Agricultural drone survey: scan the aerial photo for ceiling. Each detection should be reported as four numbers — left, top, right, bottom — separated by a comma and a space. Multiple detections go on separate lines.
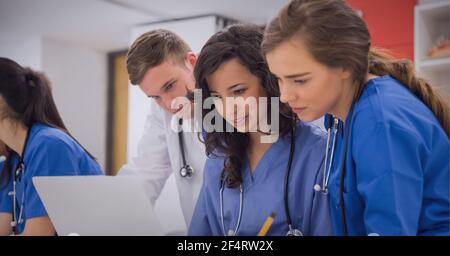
105, 0, 289, 24
0, 0, 289, 52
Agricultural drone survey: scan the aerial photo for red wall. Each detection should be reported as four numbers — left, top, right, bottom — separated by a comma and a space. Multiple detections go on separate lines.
346, 0, 417, 60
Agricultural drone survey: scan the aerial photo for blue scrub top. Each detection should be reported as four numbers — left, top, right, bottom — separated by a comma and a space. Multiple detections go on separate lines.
0, 123, 103, 234
188, 122, 333, 236
327, 75, 450, 236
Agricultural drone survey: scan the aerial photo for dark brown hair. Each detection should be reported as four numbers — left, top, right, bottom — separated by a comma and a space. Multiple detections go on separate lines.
195, 24, 296, 188
0, 57, 95, 187
127, 29, 192, 85
262, 0, 449, 137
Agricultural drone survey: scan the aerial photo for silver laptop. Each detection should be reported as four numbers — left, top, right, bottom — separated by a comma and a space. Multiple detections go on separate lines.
33, 175, 163, 236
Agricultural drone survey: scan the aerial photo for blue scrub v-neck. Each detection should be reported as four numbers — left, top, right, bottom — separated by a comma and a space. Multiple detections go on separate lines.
241, 137, 284, 191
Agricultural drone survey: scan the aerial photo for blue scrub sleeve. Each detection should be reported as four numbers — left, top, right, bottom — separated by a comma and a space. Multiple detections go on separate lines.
352, 122, 426, 235
25, 139, 80, 219
188, 168, 213, 236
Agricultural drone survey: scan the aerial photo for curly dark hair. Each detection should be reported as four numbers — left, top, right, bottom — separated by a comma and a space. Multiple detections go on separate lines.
194, 24, 296, 188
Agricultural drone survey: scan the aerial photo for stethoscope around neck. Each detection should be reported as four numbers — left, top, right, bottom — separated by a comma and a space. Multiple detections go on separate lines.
219, 127, 303, 236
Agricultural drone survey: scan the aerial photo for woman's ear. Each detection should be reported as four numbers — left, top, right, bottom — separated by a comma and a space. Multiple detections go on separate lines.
340, 67, 353, 80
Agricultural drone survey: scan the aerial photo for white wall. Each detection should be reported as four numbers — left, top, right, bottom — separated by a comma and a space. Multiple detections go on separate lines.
42, 38, 107, 168
0, 36, 107, 169
418, 0, 446, 4
0, 36, 43, 70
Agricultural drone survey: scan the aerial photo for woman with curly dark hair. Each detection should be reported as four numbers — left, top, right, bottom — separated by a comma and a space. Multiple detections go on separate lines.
188, 24, 332, 236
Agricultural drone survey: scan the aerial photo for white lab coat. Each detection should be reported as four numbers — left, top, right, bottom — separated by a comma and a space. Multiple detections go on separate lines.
118, 100, 206, 227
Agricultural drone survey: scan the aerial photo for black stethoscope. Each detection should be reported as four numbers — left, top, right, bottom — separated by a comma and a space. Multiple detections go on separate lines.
8, 128, 31, 233
337, 103, 356, 236
178, 118, 194, 178
219, 127, 303, 236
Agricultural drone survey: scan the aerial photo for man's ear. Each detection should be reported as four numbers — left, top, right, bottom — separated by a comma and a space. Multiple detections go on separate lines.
185, 51, 197, 69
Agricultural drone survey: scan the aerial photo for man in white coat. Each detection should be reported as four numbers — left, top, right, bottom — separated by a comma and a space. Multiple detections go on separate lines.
119, 29, 206, 231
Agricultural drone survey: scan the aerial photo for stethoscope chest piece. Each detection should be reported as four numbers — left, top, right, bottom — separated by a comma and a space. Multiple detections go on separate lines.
286, 228, 303, 236
180, 165, 194, 178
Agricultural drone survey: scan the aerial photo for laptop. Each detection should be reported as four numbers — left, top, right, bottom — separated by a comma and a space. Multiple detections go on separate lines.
33, 175, 163, 236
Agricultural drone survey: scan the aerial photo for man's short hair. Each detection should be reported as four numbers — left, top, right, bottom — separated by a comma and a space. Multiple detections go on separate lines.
127, 29, 191, 85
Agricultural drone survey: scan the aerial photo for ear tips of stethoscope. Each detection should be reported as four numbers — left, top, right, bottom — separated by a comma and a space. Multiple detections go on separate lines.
10, 221, 16, 227
0, 155, 6, 162
313, 184, 322, 192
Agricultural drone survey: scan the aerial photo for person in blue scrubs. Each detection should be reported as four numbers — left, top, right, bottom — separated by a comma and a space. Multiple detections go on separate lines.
0, 58, 103, 236
188, 24, 333, 236
263, 0, 449, 236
